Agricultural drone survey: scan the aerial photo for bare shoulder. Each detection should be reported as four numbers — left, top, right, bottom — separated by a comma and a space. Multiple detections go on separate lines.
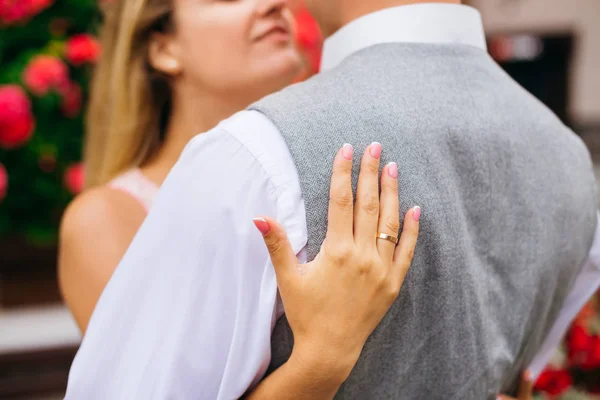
60, 186, 146, 243
58, 185, 148, 281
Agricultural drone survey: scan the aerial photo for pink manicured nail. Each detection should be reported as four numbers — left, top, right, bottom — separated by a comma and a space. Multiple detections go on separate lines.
412, 206, 421, 221
370, 142, 382, 159
342, 144, 353, 160
253, 217, 270, 235
387, 162, 398, 178
524, 370, 532, 382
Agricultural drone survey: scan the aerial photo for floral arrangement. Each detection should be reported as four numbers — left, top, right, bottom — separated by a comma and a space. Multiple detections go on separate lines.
0, 0, 97, 245
533, 296, 600, 399
0, 0, 321, 246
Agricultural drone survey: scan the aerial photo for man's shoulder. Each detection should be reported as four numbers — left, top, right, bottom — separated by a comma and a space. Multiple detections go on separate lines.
183, 110, 282, 163
183, 109, 301, 203
216, 110, 288, 161
187, 110, 305, 247
251, 68, 342, 112
221, 110, 281, 139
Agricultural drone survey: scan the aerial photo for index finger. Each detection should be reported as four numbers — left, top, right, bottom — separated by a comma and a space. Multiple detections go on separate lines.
326, 144, 354, 241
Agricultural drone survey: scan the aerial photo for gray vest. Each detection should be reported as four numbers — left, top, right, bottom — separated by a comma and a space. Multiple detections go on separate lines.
250, 43, 597, 399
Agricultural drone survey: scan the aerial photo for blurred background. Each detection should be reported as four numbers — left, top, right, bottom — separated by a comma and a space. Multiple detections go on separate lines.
0, 0, 599, 399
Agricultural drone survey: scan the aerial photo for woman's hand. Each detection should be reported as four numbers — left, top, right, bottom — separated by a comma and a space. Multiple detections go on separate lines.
498, 371, 534, 400
249, 143, 420, 399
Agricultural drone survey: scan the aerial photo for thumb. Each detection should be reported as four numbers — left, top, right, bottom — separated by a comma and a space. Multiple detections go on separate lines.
496, 370, 534, 400
253, 216, 298, 288
517, 370, 534, 400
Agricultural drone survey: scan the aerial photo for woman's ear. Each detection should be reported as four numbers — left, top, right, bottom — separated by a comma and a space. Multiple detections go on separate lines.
148, 32, 182, 76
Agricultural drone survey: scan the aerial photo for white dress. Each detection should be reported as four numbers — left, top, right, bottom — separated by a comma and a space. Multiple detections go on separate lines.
107, 168, 159, 212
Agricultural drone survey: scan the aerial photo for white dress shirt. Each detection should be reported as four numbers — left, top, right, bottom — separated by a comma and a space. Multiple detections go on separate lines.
66, 4, 600, 399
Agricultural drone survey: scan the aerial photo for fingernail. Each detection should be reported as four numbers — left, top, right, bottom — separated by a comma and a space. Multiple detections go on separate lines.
253, 217, 270, 235
524, 370, 532, 382
370, 142, 382, 159
412, 206, 421, 221
342, 143, 353, 160
387, 162, 398, 178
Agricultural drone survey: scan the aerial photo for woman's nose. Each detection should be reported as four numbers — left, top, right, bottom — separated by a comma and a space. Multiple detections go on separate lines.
256, 0, 289, 17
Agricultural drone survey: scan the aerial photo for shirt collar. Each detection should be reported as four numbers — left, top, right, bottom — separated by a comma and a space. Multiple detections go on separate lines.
320, 3, 487, 71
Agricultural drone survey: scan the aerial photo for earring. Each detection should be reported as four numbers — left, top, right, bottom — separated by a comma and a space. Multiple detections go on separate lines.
166, 60, 179, 73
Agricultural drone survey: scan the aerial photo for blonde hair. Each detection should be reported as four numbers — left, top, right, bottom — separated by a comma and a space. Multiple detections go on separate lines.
84, 0, 172, 188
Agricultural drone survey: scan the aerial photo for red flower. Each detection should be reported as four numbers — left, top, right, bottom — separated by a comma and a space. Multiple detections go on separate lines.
0, 0, 28, 24
64, 163, 85, 195
22, 55, 69, 96
27, 0, 53, 15
534, 368, 573, 396
0, 162, 7, 202
567, 324, 594, 366
0, 85, 35, 149
581, 336, 600, 369
0, 0, 53, 25
60, 82, 82, 118
65, 34, 101, 66
569, 324, 593, 352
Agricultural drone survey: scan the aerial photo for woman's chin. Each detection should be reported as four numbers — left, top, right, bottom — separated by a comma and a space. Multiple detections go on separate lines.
250, 59, 303, 94
264, 49, 303, 77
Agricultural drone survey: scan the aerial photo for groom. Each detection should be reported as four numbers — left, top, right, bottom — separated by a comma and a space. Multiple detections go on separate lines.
66, 0, 600, 399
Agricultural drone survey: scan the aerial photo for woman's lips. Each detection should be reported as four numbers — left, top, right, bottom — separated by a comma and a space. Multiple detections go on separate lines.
255, 24, 291, 42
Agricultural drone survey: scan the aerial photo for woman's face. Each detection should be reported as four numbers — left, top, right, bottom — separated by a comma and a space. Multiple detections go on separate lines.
166, 0, 302, 99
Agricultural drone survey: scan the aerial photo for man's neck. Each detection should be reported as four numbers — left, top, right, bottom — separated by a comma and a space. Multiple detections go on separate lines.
334, 0, 461, 37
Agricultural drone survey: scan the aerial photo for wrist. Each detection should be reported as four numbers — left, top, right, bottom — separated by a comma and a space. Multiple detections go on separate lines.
289, 339, 360, 387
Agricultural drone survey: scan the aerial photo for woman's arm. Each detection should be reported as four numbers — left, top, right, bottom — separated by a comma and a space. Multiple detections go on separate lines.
247, 144, 420, 399
245, 346, 350, 400
58, 187, 146, 332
